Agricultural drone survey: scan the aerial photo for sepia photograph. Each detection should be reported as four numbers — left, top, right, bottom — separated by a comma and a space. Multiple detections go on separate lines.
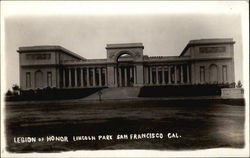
1, 1, 249, 157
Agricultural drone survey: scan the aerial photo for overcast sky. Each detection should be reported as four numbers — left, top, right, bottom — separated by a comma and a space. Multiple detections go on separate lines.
2, 2, 248, 92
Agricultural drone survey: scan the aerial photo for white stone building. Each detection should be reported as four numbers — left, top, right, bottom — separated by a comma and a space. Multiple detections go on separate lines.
18, 38, 235, 91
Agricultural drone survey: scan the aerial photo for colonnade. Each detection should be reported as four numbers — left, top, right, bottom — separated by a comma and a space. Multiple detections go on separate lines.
61, 67, 107, 88
116, 65, 136, 87
144, 64, 191, 85
60, 64, 191, 88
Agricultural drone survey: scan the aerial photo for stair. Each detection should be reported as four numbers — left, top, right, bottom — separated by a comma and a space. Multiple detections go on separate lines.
82, 87, 141, 100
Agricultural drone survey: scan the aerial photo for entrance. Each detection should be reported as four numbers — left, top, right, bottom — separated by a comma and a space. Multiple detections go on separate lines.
117, 65, 135, 87
116, 53, 135, 87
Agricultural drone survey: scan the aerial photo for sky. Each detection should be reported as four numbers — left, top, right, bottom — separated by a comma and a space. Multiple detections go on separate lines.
1, 1, 248, 92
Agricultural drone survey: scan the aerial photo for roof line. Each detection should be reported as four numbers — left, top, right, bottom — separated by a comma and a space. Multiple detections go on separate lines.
17, 45, 86, 61
179, 38, 235, 56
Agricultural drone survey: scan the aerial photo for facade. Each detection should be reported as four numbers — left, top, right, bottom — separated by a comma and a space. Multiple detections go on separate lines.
18, 38, 235, 91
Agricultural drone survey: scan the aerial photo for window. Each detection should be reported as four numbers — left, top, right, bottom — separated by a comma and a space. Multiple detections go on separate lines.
47, 72, 52, 87
200, 66, 205, 83
26, 72, 31, 88
222, 65, 227, 83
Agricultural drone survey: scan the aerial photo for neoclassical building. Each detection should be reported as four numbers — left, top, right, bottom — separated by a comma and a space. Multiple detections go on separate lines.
18, 38, 235, 91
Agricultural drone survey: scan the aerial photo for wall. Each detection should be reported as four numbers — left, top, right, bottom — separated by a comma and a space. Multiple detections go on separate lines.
18, 40, 236, 90
60, 52, 80, 62
189, 42, 234, 84
20, 66, 57, 90
192, 59, 234, 84
221, 88, 244, 98
20, 51, 57, 66
19, 49, 83, 90
106, 48, 144, 63
191, 44, 233, 59
105, 44, 144, 87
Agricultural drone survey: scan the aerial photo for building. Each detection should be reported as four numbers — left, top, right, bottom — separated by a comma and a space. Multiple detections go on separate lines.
17, 38, 235, 91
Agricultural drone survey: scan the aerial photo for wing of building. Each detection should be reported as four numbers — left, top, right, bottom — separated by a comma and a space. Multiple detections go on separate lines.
17, 38, 235, 91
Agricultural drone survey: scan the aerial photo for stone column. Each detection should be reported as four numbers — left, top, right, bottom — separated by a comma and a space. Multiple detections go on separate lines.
63, 68, 66, 87
174, 65, 177, 84
119, 67, 122, 87
168, 66, 171, 84
191, 63, 196, 84
134, 66, 137, 84
124, 67, 127, 87
75, 68, 77, 87
80, 68, 83, 87
162, 66, 165, 84
187, 65, 190, 83
93, 68, 96, 87
99, 68, 102, 86
150, 66, 153, 85
104, 68, 107, 86
129, 67, 133, 81
130, 67, 133, 85
145, 67, 148, 84
205, 66, 209, 84
136, 64, 144, 86
107, 65, 115, 87
181, 65, 184, 84
69, 68, 72, 87
156, 67, 159, 85
114, 66, 117, 86
218, 65, 222, 84
86, 68, 90, 87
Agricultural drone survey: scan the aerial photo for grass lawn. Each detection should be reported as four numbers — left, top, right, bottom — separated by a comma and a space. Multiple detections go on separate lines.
5, 99, 245, 152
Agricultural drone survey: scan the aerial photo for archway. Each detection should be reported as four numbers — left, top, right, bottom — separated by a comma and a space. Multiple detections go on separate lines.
116, 51, 135, 87
209, 64, 218, 84
35, 70, 43, 88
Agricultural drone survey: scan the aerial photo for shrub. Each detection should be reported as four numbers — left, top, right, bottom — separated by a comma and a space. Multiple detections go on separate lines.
138, 84, 229, 97
236, 81, 242, 88
6, 90, 13, 96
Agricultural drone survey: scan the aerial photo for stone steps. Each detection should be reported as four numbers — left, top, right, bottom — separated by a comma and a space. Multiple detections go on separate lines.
82, 87, 141, 100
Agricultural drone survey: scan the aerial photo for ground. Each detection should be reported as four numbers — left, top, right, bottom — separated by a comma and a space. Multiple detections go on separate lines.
4, 99, 245, 152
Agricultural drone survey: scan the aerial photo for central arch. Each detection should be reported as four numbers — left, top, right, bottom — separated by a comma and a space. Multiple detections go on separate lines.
116, 51, 135, 87
115, 50, 136, 62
